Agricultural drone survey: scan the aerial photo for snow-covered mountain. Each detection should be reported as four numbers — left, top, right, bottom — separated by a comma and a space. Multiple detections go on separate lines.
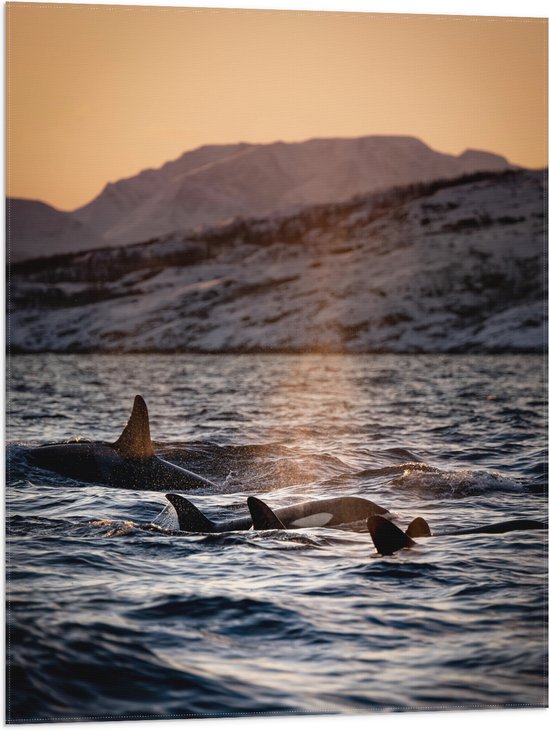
73, 136, 510, 246
10, 169, 546, 354
7, 136, 511, 261
6, 198, 105, 262
73, 143, 251, 244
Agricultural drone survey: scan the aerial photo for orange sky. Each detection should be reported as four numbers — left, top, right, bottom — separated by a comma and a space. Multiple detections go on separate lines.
5, 3, 548, 211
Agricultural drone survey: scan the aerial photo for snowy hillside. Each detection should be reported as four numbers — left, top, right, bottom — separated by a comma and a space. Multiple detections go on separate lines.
9, 169, 546, 354
6, 198, 105, 262
7, 136, 511, 262
73, 143, 251, 243
73, 136, 510, 247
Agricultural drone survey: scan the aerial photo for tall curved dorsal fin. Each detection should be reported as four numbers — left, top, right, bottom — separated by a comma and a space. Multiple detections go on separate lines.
114, 395, 154, 458
247, 496, 286, 530
165, 494, 217, 532
367, 515, 416, 555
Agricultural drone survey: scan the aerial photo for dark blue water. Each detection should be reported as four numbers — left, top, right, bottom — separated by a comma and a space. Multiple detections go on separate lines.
5, 354, 548, 723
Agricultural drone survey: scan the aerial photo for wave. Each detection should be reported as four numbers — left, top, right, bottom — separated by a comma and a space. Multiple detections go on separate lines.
7, 615, 299, 722
390, 463, 526, 497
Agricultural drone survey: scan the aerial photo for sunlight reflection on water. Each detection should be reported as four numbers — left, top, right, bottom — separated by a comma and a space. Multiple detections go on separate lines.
5, 353, 547, 721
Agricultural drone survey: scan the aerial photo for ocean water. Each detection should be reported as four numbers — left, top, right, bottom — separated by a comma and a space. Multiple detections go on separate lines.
5, 353, 548, 723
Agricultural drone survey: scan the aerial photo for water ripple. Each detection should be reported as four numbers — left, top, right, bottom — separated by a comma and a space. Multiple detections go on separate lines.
5, 353, 547, 721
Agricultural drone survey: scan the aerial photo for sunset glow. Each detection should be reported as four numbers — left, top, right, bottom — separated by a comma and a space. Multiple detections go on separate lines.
5, 3, 548, 211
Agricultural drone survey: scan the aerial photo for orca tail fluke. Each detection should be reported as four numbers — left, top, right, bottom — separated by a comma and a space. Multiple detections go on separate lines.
247, 496, 286, 530
114, 395, 154, 458
406, 517, 432, 538
165, 493, 217, 532
367, 515, 416, 555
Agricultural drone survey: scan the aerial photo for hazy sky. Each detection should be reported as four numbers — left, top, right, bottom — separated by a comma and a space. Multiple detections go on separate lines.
6, 3, 548, 210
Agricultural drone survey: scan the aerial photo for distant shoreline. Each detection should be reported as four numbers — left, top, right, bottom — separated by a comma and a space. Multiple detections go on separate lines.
7, 348, 546, 356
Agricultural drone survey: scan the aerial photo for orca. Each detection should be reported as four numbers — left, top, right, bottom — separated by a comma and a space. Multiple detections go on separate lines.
28, 395, 216, 491
164, 494, 252, 532
164, 493, 390, 532
247, 495, 391, 530
367, 515, 547, 556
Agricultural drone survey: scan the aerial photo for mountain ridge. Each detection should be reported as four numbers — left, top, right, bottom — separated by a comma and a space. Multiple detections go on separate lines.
10, 168, 546, 354
6, 198, 105, 262
7, 135, 511, 261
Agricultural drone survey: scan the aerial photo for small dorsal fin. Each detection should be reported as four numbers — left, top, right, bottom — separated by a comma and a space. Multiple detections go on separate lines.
367, 515, 416, 555
406, 517, 432, 538
114, 395, 154, 458
165, 494, 217, 532
247, 496, 286, 530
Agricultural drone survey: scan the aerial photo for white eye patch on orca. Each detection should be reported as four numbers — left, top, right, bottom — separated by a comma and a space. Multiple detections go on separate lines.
165, 494, 391, 533
289, 512, 333, 528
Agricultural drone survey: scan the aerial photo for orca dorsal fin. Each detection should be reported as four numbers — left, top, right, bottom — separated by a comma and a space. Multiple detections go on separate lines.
367, 515, 416, 555
165, 494, 217, 532
114, 395, 154, 458
247, 496, 286, 530
406, 517, 432, 538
